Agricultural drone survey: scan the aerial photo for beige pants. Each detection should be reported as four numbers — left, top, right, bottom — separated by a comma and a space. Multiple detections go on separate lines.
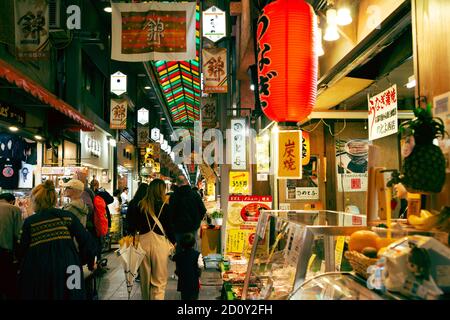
139, 230, 170, 300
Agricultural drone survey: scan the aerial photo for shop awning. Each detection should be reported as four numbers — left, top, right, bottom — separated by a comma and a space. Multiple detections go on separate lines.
0, 59, 95, 131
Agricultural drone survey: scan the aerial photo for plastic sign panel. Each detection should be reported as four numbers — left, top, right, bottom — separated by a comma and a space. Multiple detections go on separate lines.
137, 108, 149, 125
256, 133, 270, 174
202, 6, 226, 42
231, 118, 246, 170
151, 128, 160, 141
368, 84, 398, 141
229, 171, 250, 195
277, 130, 302, 179
111, 71, 127, 96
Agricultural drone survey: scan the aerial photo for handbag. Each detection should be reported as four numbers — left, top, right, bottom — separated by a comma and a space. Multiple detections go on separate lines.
144, 200, 175, 257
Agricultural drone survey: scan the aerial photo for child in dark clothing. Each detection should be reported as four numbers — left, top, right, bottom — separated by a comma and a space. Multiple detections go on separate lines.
173, 233, 204, 300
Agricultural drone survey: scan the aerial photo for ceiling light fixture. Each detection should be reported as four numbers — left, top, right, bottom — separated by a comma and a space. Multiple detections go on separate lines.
324, 8, 340, 41
104, 7, 112, 13
9, 126, 19, 132
34, 135, 43, 140
144, 86, 151, 89
337, 8, 352, 26
250, 84, 255, 91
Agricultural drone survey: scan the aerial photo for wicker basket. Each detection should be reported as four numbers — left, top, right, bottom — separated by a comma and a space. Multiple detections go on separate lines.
344, 251, 378, 279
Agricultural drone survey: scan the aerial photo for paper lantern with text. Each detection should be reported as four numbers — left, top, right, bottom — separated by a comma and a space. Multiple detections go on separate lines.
257, 0, 318, 123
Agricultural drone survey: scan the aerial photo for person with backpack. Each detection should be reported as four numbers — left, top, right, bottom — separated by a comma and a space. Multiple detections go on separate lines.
89, 179, 109, 261
62, 179, 89, 228
173, 233, 204, 300
169, 175, 207, 253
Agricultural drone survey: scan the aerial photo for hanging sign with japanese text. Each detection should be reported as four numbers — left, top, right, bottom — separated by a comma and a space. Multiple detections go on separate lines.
230, 118, 246, 170
302, 131, 311, 166
202, 6, 226, 42
256, 133, 270, 174
286, 156, 319, 200
226, 195, 272, 257
202, 48, 228, 93
14, 0, 50, 60
229, 171, 250, 195
201, 96, 217, 128
278, 130, 302, 179
137, 126, 149, 147
111, 2, 196, 62
111, 71, 127, 96
110, 99, 128, 129
137, 108, 149, 125
151, 128, 160, 141
368, 84, 398, 141
0, 103, 26, 125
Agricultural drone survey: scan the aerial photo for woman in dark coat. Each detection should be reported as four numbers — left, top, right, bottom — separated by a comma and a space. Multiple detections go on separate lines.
18, 180, 97, 300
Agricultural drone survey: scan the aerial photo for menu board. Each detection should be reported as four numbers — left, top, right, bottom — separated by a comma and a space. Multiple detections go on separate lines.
225, 195, 272, 257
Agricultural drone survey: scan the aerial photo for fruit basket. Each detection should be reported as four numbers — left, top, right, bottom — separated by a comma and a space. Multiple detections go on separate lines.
344, 251, 378, 279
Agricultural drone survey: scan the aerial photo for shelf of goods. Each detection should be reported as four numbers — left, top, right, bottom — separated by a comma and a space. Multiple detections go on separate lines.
239, 210, 450, 300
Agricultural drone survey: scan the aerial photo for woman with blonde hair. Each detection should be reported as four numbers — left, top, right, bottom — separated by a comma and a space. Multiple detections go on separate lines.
18, 180, 97, 300
130, 179, 175, 300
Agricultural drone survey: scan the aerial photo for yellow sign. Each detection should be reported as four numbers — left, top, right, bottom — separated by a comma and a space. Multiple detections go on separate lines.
229, 171, 250, 195
154, 162, 160, 173
302, 131, 311, 166
278, 130, 302, 179
207, 182, 215, 197
335, 236, 346, 271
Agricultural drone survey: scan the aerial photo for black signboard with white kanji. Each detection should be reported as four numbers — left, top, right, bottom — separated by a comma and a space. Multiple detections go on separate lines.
0, 102, 26, 125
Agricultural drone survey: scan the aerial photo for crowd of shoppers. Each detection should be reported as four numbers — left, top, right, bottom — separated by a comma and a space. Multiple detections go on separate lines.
0, 174, 207, 300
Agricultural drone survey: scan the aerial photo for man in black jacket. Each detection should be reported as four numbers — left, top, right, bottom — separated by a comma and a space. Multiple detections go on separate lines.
169, 175, 207, 252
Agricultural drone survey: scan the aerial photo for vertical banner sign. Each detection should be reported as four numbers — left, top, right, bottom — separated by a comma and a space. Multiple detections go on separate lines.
137, 126, 149, 147
302, 131, 311, 166
111, 71, 127, 96
278, 130, 302, 179
231, 118, 246, 170
110, 99, 128, 129
256, 133, 270, 174
111, 2, 196, 62
336, 139, 369, 192
202, 48, 228, 93
14, 0, 50, 60
229, 171, 250, 195
368, 84, 398, 141
201, 96, 217, 128
202, 6, 226, 42
226, 196, 272, 257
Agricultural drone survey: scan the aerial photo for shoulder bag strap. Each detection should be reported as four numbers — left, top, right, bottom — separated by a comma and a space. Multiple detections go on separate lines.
144, 200, 169, 238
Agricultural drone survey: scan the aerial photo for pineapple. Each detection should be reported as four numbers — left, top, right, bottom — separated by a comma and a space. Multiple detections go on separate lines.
400, 105, 448, 194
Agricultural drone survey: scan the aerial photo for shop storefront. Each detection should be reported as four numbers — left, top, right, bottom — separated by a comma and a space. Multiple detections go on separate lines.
117, 133, 137, 198
80, 127, 114, 194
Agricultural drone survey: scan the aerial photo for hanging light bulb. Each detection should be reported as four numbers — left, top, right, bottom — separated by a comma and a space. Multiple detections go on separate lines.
337, 8, 352, 26
324, 8, 340, 41
316, 27, 325, 56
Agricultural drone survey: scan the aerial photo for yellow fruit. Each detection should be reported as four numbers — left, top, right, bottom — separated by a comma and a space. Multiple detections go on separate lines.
376, 237, 396, 250
408, 214, 425, 226
377, 247, 388, 258
420, 210, 432, 219
349, 230, 379, 253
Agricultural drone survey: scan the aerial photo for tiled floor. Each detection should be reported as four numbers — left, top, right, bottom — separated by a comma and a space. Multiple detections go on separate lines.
95, 246, 223, 300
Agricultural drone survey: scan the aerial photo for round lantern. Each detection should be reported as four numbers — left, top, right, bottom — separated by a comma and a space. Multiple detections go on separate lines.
257, 0, 318, 123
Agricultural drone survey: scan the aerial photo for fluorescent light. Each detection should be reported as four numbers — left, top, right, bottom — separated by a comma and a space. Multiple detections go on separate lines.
104, 7, 112, 13
406, 75, 416, 89
34, 135, 43, 140
324, 25, 340, 41
250, 84, 255, 91
9, 126, 19, 132
337, 8, 352, 26
144, 86, 151, 89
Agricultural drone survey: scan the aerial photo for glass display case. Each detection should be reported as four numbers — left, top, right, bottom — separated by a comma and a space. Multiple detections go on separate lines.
288, 272, 387, 300
241, 210, 369, 300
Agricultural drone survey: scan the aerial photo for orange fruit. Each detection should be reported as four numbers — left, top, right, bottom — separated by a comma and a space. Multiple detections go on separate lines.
375, 237, 397, 250
348, 230, 379, 253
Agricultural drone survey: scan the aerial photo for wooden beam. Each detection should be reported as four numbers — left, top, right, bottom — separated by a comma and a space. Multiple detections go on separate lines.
230, 1, 242, 16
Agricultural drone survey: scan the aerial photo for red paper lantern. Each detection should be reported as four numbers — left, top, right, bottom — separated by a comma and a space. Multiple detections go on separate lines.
257, 0, 318, 123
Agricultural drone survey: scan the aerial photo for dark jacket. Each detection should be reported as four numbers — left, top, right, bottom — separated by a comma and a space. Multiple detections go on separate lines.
127, 200, 175, 244
169, 185, 206, 233
174, 248, 201, 294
